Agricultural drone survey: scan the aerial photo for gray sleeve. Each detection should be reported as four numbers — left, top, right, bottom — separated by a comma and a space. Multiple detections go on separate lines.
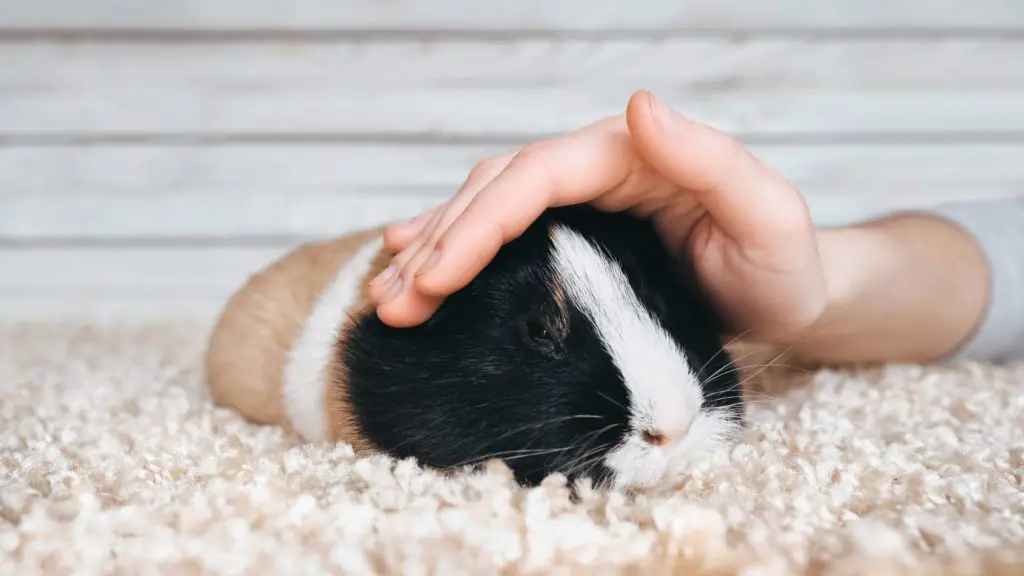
928, 196, 1024, 363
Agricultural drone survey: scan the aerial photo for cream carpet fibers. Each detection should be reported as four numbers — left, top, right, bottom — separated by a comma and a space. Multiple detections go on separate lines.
1, 321, 1022, 575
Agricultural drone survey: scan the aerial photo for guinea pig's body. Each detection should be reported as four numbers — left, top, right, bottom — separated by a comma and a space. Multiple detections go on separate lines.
206, 205, 745, 491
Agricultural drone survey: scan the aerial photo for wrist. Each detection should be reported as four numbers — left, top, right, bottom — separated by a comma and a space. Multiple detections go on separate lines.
739, 225, 884, 362
781, 213, 990, 366
803, 224, 893, 344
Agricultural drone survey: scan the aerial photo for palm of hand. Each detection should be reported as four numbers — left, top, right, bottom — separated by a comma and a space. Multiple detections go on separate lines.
604, 159, 827, 341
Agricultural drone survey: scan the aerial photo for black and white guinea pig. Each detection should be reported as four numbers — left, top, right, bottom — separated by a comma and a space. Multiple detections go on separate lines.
205, 204, 745, 491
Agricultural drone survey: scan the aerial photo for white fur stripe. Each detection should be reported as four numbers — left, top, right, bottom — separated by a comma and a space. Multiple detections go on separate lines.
549, 225, 713, 488
282, 235, 384, 442
548, 225, 704, 427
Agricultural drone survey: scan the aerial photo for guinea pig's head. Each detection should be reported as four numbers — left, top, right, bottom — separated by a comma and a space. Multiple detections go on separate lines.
343, 205, 744, 491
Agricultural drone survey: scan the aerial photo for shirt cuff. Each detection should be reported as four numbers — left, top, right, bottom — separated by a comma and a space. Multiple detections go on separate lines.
927, 196, 1024, 363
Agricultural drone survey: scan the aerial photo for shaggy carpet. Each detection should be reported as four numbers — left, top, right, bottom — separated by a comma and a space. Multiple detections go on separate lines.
1, 320, 1022, 575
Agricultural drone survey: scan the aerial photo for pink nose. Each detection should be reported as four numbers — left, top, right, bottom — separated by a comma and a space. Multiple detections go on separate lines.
642, 430, 669, 446
641, 419, 693, 447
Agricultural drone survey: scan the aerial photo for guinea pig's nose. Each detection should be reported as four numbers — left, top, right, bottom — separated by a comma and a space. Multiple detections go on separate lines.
642, 419, 694, 448
641, 430, 669, 446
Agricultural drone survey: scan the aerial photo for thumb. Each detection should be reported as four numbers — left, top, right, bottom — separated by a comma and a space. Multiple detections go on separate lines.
625, 89, 807, 242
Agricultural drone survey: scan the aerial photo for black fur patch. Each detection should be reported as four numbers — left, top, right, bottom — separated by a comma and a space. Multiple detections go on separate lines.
342, 205, 742, 488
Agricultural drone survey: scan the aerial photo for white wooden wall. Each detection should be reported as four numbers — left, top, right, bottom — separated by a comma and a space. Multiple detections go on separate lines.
2, 1, 1023, 320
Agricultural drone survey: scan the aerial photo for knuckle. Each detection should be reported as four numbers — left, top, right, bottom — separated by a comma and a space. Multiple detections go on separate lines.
701, 131, 752, 194
428, 213, 459, 247
393, 242, 422, 268
716, 132, 749, 170
427, 223, 448, 246
471, 155, 512, 179
510, 143, 560, 197
515, 140, 556, 161
777, 198, 814, 234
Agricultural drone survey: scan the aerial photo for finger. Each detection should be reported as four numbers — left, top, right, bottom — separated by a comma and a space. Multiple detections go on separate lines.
372, 156, 517, 327
401, 204, 447, 265
372, 170, 472, 298
375, 287, 444, 328
383, 208, 437, 253
372, 207, 439, 293
383, 154, 512, 255
367, 234, 428, 303
371, 233, 446, 326
414, 115, 636, 295
411, 155, 512, 270
387, 231, 436, 290
625, 90, 810, 244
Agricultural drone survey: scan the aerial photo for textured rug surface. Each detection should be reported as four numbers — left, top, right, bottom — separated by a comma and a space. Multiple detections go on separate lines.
1, 321, 1022, 575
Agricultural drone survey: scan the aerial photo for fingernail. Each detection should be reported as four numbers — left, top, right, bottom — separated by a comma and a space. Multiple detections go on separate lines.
382, 276, 403, 302
372, 265, 396, 286
646, 91, 681, 133
414, 249, 441, 277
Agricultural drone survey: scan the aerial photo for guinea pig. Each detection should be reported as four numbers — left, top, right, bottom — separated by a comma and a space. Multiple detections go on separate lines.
205, 204, 746, 491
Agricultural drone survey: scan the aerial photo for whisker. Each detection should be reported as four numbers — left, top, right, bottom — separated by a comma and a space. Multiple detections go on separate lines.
700, 379, 753, 401
703, 363, 813, 388
467, 413, 606, 448
701, 345, 802, 390
697, 327, 755, 377
700, 347, 809, 411
555, 423, 622, 475
561, 443, 612, 479
449, 417, 619, 470
594, 390, 627, 412
701, 391, 779, 408
479, 413, 606, 447
725, 346, 794, 397
564, 446, 614, 479
720, 387, 774, 401
449, 445, 581, 469
701, 380, 782, 401
700, 344, 768, 385
384, 412, 606, 457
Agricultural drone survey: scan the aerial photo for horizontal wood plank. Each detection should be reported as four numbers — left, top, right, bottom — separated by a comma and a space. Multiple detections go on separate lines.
7, 191, 1024, 321
6, 39, 1021, 88
2, 39, 1023, 137
2, 143, 1022, 240
1, 0, 1021, 31
0, 246, 287, 291
0, 245, 289, 320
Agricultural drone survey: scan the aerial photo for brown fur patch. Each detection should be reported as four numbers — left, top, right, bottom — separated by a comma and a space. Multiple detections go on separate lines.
204, 226, 385, 448
546, 274, 571, 340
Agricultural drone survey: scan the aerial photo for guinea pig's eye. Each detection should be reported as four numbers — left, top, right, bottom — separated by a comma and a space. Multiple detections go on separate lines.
521, 317, 560, 354
526, 318, 551, 343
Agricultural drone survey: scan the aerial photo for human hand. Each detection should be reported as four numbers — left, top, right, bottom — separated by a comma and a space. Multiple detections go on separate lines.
367, 89, 829, 343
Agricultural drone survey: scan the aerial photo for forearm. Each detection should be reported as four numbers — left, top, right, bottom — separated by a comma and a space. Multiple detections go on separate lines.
787, 212, 991, 365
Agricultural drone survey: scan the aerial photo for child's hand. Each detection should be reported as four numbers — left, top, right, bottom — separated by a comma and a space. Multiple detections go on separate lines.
368, 90, 829, 343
